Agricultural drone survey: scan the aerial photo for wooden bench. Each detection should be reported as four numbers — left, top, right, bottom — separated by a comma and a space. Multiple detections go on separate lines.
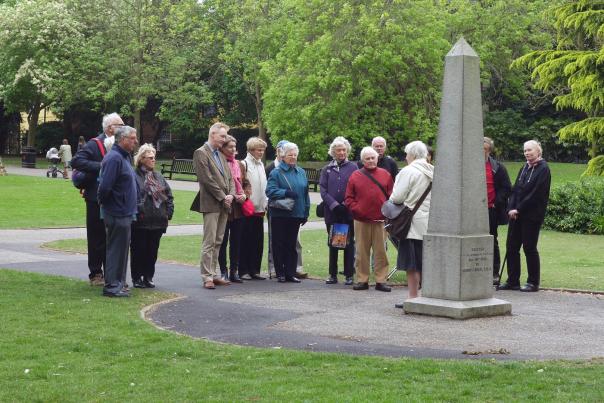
305, 167, 321, 192
160, 158, 195, 180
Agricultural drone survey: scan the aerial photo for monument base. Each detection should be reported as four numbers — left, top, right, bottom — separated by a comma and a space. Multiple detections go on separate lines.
403, 297, 511, 320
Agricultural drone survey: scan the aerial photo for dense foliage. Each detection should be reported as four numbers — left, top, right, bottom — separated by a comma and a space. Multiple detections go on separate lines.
0, 0, 599, 162
544, 177, 604, 234
513, 0, 604, 166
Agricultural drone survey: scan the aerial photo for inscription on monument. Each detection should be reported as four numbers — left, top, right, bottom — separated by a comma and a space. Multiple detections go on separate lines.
461, 247, 490, 273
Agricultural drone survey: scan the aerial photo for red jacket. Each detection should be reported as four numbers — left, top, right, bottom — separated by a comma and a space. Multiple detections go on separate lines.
345, 167, 393, 222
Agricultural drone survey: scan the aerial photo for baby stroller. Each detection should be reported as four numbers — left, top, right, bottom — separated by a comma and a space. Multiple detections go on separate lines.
46, 148, 64, 178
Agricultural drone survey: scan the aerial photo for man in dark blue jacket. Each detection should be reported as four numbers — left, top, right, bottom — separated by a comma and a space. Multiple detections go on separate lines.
98, 126, 138, 297
71, 113, 124, 286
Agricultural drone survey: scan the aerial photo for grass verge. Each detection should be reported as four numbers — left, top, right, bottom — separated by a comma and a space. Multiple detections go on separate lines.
0, 175, 318, 229
0, 269, 602, 402
44, 227, 604, 291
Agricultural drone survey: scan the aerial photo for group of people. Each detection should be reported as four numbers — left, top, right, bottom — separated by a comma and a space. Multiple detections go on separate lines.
72, 113, 174, 297
73, 113, 551, 299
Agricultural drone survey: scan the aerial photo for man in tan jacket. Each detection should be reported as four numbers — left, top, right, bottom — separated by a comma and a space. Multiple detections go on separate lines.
193, 122, 236, 289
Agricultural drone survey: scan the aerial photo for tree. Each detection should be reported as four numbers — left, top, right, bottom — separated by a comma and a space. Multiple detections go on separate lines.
0, 0, 83, 147
262, 0, 449, 159
198, 0, 288, 141
513, 0, 604, 161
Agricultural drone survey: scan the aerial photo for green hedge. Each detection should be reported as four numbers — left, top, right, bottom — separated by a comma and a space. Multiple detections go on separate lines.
544, 177, 604, 234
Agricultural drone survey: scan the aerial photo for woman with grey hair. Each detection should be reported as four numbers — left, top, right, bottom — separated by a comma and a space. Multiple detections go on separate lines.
130, 143, 174, 288
390, 140, 433, 305
320, 136, 358, 285
266, 142, 310, 283
498, 140, 551, 293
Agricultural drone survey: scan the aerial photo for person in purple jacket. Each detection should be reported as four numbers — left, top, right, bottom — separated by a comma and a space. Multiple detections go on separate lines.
320, 136, 358, 285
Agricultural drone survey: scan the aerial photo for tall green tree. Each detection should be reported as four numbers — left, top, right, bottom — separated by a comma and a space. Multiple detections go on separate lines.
513, 0, 604, 160
262, 0, 449, 159
199, 0, 287, 140
0, 0, 83, 147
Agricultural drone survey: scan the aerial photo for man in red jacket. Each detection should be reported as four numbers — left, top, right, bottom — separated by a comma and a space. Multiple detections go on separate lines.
345, 147, 394, 292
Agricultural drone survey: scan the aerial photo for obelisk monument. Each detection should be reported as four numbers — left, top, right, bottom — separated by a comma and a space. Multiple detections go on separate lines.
403, 38, 511, 319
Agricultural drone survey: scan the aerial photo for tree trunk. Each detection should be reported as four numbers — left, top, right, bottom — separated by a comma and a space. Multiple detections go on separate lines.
255, 80, 266, 141
134, 107, 142, 142
27, 103, 42, 148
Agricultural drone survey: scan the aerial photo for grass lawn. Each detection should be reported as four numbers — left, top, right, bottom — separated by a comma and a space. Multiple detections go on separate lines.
0, 175, 319, 229
45, 226, 604, 291
0, 175, 201, 228
1, 269, 602, 402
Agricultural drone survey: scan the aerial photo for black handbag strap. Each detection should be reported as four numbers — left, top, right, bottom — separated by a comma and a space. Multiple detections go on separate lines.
360, 168, 388, 198
410, 182, 432, 215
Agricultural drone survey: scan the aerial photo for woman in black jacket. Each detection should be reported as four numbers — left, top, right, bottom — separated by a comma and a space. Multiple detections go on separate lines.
130, 144, 174, 288
498, 140, 551, 292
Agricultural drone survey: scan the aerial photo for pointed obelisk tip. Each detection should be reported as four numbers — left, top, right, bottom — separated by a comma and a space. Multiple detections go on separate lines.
446, 36, 478, 58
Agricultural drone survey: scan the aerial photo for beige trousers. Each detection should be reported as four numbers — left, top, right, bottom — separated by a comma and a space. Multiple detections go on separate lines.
200, 211, 228, 282
354, 220, 389, 283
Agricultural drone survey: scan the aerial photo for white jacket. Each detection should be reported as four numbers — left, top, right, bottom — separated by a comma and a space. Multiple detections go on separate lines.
243, 153, 268, 212
389, 158, 433, 240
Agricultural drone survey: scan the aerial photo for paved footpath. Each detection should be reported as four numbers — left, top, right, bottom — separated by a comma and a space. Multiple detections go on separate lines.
1, 224, 603, 361
2, 169, 603, 360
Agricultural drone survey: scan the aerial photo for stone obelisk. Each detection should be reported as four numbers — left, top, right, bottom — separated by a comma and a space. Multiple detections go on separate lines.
403, 38, 511, 319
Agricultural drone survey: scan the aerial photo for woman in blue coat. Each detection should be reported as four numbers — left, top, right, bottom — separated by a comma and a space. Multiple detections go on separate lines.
320, 136, 358, 285
266, 142, 310, 283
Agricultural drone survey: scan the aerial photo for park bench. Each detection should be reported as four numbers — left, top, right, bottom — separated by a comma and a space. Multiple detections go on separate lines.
305, 167, 321, 192
160, 158, 196, 180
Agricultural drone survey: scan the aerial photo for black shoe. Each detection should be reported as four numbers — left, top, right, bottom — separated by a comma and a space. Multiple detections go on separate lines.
229, 271, 243, 283
496, 282, 520, 291
251, 274, 266, 280
277, 276, 286, 283
344, 277, 354, 286
133, 279, 146, 289
394, 303, 404, 309
286, 276, 302, 283
375, 283, 391, 292
143, 279, 155, 288
353, 282, 369, 290
103, 290, 130, 298
325, 277, 338, 284
520, 283, 539, 292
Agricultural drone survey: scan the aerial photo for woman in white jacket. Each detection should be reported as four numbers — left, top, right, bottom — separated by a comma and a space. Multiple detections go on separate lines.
389, 141, 433, 303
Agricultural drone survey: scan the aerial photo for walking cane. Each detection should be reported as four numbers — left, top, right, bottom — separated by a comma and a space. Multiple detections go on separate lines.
496, 218, 515, 287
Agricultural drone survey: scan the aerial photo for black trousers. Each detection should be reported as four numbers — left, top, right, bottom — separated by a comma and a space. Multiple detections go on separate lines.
130, 227, 163, 282
326, 222, 355, 277
218, 218, 244, 271
271, 217, 301, 278
86, 200, 106, 279
488, 208, 501, 276
239, 216, 264, 276
103, 213, 132, 294
506, 217, 542, 286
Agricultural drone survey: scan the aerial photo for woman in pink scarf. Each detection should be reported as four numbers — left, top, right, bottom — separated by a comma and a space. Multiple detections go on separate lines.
218, 135, 249, 282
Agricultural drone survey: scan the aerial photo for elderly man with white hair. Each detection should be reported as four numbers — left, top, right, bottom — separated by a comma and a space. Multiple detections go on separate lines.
72, 112, 124, 286
320, 136, 358, 285
192, 122, 236, 290
498, 140, 551, 293
359, 136, 399, 182
345, 146, 394, 292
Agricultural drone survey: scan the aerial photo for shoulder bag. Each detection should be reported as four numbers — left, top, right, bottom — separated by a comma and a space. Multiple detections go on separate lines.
382, 182, 432, 243
268, 171, 295, 211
